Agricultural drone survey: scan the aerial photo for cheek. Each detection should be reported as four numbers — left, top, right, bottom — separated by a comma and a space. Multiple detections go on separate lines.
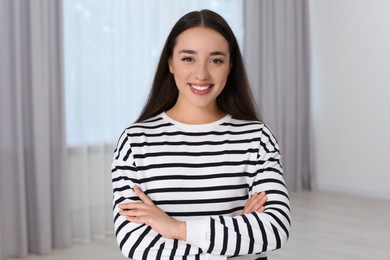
174, 67, 191, 79
172, 71, 189, 88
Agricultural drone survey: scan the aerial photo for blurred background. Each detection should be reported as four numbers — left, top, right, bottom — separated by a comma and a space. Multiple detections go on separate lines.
1, 0, 389, 259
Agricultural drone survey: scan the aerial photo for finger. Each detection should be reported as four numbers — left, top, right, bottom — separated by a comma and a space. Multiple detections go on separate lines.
133, 185, 154, 206
251, 195, 267, 213
118, 202, 145, 210
252, 192, 267, 208
242, 193, 259, 214
126, 216, 146, 224
259, 194, 267, 206
119, 202, 153, 217
118, 203, 129, 209
242, 192, 268, 214
249, 202, 266, 214
244, 194, 258, 211
258, 191, 266, 199
120, 208, 148, 217
241, 196, 253, 214
256, 206, 265, 213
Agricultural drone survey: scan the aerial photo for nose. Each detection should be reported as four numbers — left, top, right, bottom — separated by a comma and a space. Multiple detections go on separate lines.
194, 61, 210, 80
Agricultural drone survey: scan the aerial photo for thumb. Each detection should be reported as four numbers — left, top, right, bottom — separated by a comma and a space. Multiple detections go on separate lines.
133, 185, 154, 206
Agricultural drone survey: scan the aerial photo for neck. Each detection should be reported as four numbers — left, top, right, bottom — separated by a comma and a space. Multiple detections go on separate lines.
166, 104, 226, 125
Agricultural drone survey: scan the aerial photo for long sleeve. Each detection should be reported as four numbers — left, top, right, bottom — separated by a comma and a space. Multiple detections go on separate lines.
111, 115, 291, 259
111, 131, 203, 259
185, 125, 291, 257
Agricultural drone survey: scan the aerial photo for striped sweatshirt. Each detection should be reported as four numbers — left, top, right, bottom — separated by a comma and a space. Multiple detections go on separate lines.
111, 112, 291, 260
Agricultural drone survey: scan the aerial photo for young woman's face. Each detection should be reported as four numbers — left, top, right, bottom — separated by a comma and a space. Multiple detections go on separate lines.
168, 27, 231, 112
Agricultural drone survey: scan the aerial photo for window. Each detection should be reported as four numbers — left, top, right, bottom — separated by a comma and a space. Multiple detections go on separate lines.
63, 0, 244, 145
63, 0, 244, 242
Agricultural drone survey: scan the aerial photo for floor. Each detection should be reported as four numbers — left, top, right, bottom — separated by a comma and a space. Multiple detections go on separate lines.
7, 190, 390, 260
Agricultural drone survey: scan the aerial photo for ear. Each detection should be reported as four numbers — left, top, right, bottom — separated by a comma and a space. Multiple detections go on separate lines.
168, 58, 173, 74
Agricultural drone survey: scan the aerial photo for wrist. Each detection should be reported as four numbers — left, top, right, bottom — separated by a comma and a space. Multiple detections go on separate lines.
174, 220, 187, 241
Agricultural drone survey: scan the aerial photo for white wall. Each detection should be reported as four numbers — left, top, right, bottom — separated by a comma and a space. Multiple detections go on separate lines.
310, 0, 390, 198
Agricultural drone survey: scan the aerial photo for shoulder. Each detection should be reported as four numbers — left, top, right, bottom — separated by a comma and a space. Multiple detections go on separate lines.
114, 114, 168, 145
230, 117, 277, 138
226, 117, 266, 133
228, 117, 280, 149
124, 113, 170, 134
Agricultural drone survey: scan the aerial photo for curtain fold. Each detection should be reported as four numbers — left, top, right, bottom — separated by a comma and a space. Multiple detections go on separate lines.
0, 1, 246, 257
244, 0, 312, 190
0, 0, 71, 258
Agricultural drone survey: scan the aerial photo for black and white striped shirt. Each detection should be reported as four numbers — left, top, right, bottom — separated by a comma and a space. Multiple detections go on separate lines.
111, 112, 291, 260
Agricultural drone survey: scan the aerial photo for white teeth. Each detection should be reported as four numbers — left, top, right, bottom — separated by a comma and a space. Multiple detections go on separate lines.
191, 85, 210, 91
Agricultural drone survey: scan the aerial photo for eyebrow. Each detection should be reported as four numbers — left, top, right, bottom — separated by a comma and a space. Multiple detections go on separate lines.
178, 49, 227, 56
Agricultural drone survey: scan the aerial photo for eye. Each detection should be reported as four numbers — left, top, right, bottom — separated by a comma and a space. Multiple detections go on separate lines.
210, 58, 224, 64
181, 57, 194, 63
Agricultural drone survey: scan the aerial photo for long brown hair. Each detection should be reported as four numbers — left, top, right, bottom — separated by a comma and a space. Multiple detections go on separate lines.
136, 9, 260, 123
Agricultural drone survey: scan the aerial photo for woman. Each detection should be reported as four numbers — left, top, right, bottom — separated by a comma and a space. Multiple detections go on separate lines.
111, 9, 290, 259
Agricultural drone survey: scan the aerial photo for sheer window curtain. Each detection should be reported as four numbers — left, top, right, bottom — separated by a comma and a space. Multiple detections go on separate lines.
0, 0, 244, 258
0, 0, 71, 258
63, 0, 244, 243
244, 0, 312, 190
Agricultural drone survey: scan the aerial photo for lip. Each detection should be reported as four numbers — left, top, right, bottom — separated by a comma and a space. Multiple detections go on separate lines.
188, 83, 213, 95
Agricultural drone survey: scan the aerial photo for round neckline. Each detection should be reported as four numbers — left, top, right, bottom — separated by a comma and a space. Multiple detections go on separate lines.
161, 112, 231, 131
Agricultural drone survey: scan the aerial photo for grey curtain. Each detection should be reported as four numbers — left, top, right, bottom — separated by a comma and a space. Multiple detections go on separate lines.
0, 0, 71, 258
244, 0, 312, 190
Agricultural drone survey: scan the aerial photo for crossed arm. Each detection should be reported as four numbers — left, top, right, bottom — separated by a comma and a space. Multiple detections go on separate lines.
118, 185, 267, 241
112, 125, 290, 258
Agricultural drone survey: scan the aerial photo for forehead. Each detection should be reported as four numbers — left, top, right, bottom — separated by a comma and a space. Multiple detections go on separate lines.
173, 27, 229, 53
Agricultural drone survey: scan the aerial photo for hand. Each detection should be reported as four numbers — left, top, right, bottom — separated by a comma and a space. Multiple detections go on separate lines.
241, 191, 267, 215
118, 186, 187, 240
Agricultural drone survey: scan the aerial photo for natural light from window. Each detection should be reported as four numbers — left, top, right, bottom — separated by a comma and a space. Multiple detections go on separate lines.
63, 0, 244, 146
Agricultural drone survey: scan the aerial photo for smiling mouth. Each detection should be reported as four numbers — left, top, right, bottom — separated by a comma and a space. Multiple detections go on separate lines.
189, 84, 213, 95
191, 85, 211, 91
